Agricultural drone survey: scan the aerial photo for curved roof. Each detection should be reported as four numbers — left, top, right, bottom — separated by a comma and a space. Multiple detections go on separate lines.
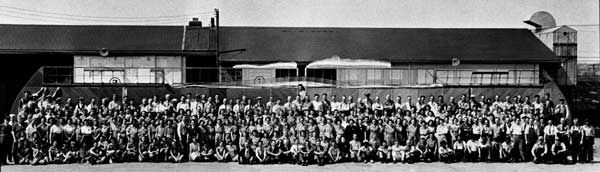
525, 11, 557, 29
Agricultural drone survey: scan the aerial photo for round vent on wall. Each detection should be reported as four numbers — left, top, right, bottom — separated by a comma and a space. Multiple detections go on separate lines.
99, 48, 110, 57
109, 77, 121, 84
451, 58, 460, 66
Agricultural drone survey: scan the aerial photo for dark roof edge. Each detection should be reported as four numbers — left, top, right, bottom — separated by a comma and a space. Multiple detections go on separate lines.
0, 49, 216, 56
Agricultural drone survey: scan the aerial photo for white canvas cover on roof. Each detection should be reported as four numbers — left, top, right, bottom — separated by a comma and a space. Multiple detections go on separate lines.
233, 62, 297, 69
306, 55, 391, 68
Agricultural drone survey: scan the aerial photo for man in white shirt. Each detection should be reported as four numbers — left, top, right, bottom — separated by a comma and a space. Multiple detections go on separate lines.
283, 96, 293, 113
427, 96, 439, 116
108, 94, 121, 111
312, 94, 323, 112
177, 98, 190, 112
508, 118, 526, 161
543, 120, 557, 148
394, 96, 403, 113
402, 96, 414, 112
330, 95, 341, 112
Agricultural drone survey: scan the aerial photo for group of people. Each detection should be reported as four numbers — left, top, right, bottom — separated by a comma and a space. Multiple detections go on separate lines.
0, 86, 595, 166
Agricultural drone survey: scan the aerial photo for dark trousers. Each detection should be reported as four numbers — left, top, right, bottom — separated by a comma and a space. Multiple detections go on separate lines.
533, 149, 548, 164
466, 151, 478, 162
454, 149, 464, 162
581, 136, 594, 162
551, 151, 567, 164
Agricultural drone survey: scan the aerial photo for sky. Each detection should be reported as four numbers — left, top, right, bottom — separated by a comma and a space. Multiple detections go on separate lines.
0, 0, 598, 62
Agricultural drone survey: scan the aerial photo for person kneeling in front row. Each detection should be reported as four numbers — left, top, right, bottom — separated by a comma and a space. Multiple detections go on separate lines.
439, 141, 455, 163
550, 137, 568, 164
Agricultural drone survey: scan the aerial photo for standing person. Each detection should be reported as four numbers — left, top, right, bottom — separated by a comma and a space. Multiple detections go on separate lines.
569, 118, 583, 164
0, 117, 14, 165
176, 117, 188, 160
543, 120, 557, 150
581, 119, 595, 163
508, 118, 526, 162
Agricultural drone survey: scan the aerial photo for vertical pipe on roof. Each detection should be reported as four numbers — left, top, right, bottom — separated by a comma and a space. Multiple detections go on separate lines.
181, 25, 187, 84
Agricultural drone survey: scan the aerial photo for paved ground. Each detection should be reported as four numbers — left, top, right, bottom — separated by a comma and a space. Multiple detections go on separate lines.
2, 139, 600, 172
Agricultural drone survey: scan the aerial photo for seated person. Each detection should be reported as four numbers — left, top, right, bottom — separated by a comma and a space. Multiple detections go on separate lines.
376, 141, 390, 163
358, 141, 376, 163
147, 138, 161, 162
159, 139, 171, 162
48, 141, 65, 164
31, 142, 48, 165
499, 138, 513, 162
438, 141, 454, 163
239, 141, 255, 164
406, 139, 419, 164
424, 135, 437, 162
189, 138, 201, 162
531, 136, 548, 164
200, 143, 215, 162
168, 141, 184, 163
123, 138, 138, 162
314, 143, 327, 166
63, 141, 80, 163
254, 141, 267, 164
298, 141, 313, 166
478, 137, 490, 162
550, 137, 567, 164
466, 137, 479, 162
15, 138, 32, 164
88, 142, 108, 165
328, 143, 342, 163
390, 141, 404, 163
453, 136, 466, 162
349, 134, 361, 162
266, 141, 282, 164
214, 141, 228, 162
138, 137, 151, 162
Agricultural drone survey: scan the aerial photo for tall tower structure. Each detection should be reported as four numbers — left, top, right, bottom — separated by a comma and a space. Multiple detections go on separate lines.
525, 11, 577, 86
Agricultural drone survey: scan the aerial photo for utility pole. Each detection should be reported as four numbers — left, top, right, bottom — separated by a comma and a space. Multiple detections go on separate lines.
215, 8, 221, 82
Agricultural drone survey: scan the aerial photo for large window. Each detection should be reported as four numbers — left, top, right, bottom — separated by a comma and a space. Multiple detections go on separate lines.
82, 70, 125, 83
275, 69, 297, 78
307, 69, 336, 81
471, 71, 509, 85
